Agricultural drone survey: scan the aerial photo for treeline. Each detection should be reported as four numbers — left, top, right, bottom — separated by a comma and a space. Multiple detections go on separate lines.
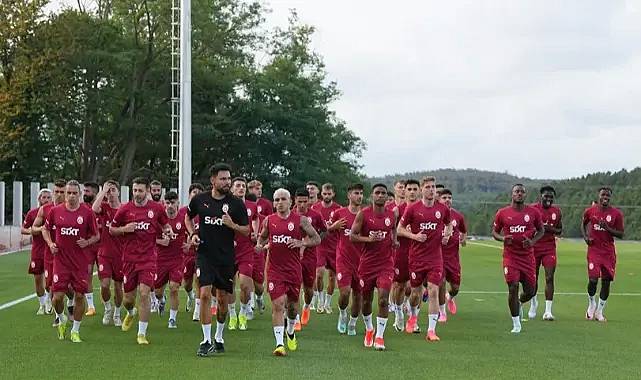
0, 1, 364, 199
371, 168, 640, 240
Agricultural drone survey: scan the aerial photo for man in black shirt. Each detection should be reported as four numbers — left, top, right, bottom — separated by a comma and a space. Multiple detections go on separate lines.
186, 163, 249, 357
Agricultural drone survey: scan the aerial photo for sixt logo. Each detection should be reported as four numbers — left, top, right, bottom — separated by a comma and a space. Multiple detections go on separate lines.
135, 222, 151, 230
593, 224, 606, 232
272, 235, 292, 244
509, 225, 526, 233
419, 222, 438, 231
203, 216, 224, 226
343, 229, 352, 236
368, 231, 388, 239
60, 227, 80, 236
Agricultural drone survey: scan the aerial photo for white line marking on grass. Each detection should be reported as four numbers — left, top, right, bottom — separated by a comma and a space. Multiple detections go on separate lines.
459, 291, 641, 296
0, 247, 30, 256
0, 271, 99, 311
468, 242, 502, 249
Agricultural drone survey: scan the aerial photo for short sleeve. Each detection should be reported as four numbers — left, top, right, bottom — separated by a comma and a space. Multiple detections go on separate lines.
187, 196, 199, 219
458, 214, 468, 234
399, 204, 412, 228
492, 210, 503, 233
112, 205, 127, 227
232, 199, 249, 226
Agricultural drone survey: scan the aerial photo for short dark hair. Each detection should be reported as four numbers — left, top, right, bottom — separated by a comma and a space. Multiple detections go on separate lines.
440, 188, 452, 196
150, 180, 162, 187
512, 183, 525, 190
66, 180, 81, 191
106, 179, 120, 188
540, 185, 556, 195
232, 177, 247, 185
83, 182, 99, 192
321, 183, 334, 191
347, 183, 364, 192
189, 183, 205, 193
295, 188, 310, 198
405, 179, 420, 187
435, 183, 445, 189
387, 191, 395, 197
393, 180, 406, 187
248, 180, 262, 189
54, 179, 67, 188
372, 183, 388, 191
164, 191, 178, 201
599, 186, 613, 194
132, 177, 149, 187
245, 193, 257, 202
306, 181, 320, 188
209, 163, 232, 177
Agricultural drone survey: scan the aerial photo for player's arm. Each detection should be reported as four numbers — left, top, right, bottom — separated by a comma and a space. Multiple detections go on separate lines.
20, 216, 32, 235
250, 215, 260, 243
156, 233, 170, 247
392, 208, 400, 247
441, 222, 454, 245
41, 215, 58, 254
109, 208, 136, 236
396, 211, 423, 242
31, 206, 46, 236
92, 182, 111, 214
580, 210, 592, 245
256, 218, 270, 251
298, 216, 321, 248
527, 223, 545, 247
350, 211, 374, 243
550, 212, 563, 235
492, 212, 511, 243
600, 214, 624, 239
223, 202, 249, 236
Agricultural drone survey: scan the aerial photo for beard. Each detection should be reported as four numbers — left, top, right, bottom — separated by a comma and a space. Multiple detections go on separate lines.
151, 194, 162, 202
83, 195, 95, 204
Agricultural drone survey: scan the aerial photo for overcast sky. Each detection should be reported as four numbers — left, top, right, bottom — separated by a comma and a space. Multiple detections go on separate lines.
51, 1, 641, 179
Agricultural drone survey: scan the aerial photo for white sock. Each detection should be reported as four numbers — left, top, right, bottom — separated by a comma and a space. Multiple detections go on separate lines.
428, 313, 438, 332
211, 297, 217, 307
126, 307, 135, 316
104, 301, 113, 312
56, 312, 66, 322
257, 294, 263, 302
512, 316, 521, 329
195, 298, 201, 309
324, 291, 331, 307
45, 290, 51, 302
411, 306, 420, 318
274, 326, 284, 346
114, 306, 121, 316
38, 295, 47, 306
169, 309, 178, 321
339, 307, 347, 319
363, 314, 373, 330
67, 298, 74, 307
249, 292, 256, 308
588, 295, 596, 305
545, 300, 553, 314
201, 323, 211, 343
286, 318, 296, 335
303, 303, 310, 310
71, 320, 81, 333
228, 304, 237, 318
138, 321, 148, 336
348, 316, 358, 328
375, 317, 387, 338
215, 321, 225, 343
239, 302, 249, 317
597, 298, 607, 313
85, 293, 95, 308
313, 291, 319, 304
395, 304, 404, 322
439, 304, 446, 316
319, 292, 325, 307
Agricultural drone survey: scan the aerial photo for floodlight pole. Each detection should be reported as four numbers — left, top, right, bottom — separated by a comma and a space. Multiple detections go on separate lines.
179, 0, 192, 205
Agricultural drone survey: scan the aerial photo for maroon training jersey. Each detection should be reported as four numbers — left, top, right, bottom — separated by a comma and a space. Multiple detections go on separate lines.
112, 200, 169, 263
180, 206, 198, 258
45, 204, 98, 270
583, 205, 624, 256
442, 208, 467, 254
157, 208, 187, 263
531, 203, 561, 254
294, 208, 324, 258
266, 212, 304, 281
331, 206, 362, 269
24, 207, 47, 260
96, 202, 122, 259
493, 205, 543, 257
399, 200, 451, 267
358, 206, 395, 277
235, 199, 259, 256
311, 201, 341, 255
256, 198, 273, 217
41, 203, 56, 263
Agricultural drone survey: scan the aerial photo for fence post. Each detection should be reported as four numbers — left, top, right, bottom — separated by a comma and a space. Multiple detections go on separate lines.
13, 181, 23, 226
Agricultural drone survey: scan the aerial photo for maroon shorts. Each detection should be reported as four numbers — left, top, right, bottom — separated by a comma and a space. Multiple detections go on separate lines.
359, 269, 393, 294
123, 260, 156, 293
393, 247, 409, 283
51, 258, 88, 294
84, 247, 99, 267
267, 272, 301, 303
587, 252, 616, 281
252, 251, 266, 284
503, 254, 536, 286
535, 249, 557, 270
336, 257, 360, 292
98, 254, 124, 282
28, 256, 45, 275
44, 259, 54, 289
155, 259, 183, 288
316, 248, 337, 272
235, 250, 254, 278
301, 252, 316, 289
183, 255, 196, 281
443, 253, 461, 286
410, 263, 443, 288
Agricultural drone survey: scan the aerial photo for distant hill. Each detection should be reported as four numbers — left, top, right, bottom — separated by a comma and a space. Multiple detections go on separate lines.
368, 167, 640, 240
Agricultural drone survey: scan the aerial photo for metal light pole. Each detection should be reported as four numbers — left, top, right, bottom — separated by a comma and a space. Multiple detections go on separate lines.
178, 0, 192, 205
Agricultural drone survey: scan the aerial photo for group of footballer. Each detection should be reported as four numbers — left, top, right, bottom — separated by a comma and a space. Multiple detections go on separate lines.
20, 163, 625, 356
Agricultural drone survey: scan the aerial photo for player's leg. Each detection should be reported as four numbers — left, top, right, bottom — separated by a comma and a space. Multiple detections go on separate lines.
426, 279, 440, 341
507, 281, 521, 333
33, 272, 46, 315
70, 289, 86, 342
137, 283, 152, 343
542, 263, 556, 320
374, 285, 390, 350
284, 284, 300, 351
324, 268, 336, 313
586, 255, 599, 320
315, 264, 326, 313
237, 273, 254, 330
271, 293, 287, 355
85, 260, 97, 316
227, 276, 238, 330
100, 276, 114, 325
438, 279, 448, 322
595, 262, 614, 322
113, 280, 123, 326
360, 282, 375, 347
213, 268, 233, 352
197, 283, 214, 357
168, 280, 180, 328
337, 285, 350, 334
348, 283, 362, 336
529, 257, 542, 319
300, 257, 315, 326
391, 281, 405, 331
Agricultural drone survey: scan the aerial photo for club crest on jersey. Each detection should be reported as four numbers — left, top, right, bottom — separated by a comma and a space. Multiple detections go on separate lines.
394, 268, 399, 275
337, 272, 342, 281
31, 261, 36, 268
435, 211, 441, 219
123, 275, 127, 284
504, 267, 508, 275
606, 215, 612, 222
44, 270, 49, 278
196, 268, 201, 277
359, 279, 365, 288
524, 214, 530, 222
589, 262, 594, 270
222, 204, 229, 213
257, 206, 262, 213
148, 210, 154, 219
247, 208, 252, 217
99, 264, 104, 272
76, 216, 84, 224
551, 213, 557, 221
384, 217, 391, 226
176, 222, 182, 230
288, 222, 294, 231
411, 272, 416, 279
53, 274, 59, 283
268, 282, 274, 291
452, 220, 458, 227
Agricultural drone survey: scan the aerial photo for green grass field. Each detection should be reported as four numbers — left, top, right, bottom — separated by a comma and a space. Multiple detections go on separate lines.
1, 241, 639, 379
